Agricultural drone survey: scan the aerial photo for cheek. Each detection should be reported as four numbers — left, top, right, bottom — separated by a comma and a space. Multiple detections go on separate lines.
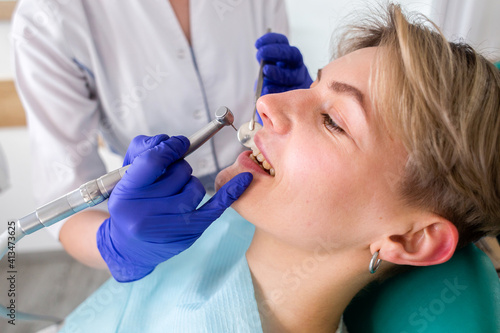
282, 145, 373, 236
277, 148, 349, 222
283, 143, 354, 200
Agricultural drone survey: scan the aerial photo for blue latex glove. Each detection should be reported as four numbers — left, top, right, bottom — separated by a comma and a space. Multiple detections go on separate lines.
256, 32, 313, 95
97, 135, 253, 282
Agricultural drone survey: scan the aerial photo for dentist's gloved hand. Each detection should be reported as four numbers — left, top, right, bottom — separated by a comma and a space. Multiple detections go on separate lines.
256, 32, 313, 95
97, 135, 253, 283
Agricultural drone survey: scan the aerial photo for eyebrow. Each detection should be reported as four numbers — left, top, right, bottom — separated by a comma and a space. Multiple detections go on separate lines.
317, 68, 366, 114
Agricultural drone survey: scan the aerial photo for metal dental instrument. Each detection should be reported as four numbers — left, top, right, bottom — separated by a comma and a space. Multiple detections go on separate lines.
236, 61, 264, 148
237, 29, 271, 148
15, 106, 235, 236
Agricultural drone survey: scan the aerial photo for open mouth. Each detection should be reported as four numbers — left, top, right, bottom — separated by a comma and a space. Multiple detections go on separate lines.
249, 148, 275, 176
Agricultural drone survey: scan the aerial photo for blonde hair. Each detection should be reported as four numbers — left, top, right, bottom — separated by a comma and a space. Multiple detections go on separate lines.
335, 4, 500, 249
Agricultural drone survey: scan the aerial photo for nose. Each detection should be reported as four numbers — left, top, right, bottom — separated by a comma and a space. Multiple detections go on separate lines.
257, 89, 312, 135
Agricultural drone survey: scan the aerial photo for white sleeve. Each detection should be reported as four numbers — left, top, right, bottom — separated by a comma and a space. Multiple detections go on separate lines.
11, 0, 108, 239
265, 0, 290, 37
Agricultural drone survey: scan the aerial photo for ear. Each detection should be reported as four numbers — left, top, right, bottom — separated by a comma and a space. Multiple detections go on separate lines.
373, 214, 459, 266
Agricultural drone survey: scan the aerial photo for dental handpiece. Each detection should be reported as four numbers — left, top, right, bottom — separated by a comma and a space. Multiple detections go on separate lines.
16, 106, 235, 236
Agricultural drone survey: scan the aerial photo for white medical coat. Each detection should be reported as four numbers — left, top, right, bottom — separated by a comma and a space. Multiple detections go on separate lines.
11, 0, 288, 238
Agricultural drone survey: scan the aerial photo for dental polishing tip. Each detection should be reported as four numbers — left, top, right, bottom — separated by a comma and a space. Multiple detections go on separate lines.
231, 124, 237, 131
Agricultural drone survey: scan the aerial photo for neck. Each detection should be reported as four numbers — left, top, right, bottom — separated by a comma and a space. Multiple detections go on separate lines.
169, 0, 191, 44
246, 228, 373, 333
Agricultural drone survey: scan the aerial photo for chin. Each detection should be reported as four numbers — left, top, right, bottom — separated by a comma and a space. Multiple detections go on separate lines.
214, 172, 226, 192
214, 163, 255, 218
214, 164, 238, 192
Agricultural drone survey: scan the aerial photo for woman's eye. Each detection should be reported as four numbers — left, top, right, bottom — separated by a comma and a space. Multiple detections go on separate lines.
322, 114, 344, 133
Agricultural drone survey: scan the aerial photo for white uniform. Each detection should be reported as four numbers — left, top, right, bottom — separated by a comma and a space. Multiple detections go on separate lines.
11, 0, 288, 238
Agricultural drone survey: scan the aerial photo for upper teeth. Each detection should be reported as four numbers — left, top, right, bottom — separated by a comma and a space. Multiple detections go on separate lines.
251, 148, 275, 176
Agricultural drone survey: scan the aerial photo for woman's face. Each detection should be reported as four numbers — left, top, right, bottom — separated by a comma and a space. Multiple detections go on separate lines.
216, 47, 409, 252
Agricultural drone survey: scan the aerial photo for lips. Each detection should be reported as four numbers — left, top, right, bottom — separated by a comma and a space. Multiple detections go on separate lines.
242, 127, 275, 177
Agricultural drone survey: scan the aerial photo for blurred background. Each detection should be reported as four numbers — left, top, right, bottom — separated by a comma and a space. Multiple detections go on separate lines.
0, 0, 499, 332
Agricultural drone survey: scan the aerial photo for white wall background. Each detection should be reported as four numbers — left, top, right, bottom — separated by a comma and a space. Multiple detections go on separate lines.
285, 0, 433, 80
1, 0, 498, 252
431, 0, 500, 61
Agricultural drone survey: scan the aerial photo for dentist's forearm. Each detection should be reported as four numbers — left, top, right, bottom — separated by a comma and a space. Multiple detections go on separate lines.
59, 210, 109, 270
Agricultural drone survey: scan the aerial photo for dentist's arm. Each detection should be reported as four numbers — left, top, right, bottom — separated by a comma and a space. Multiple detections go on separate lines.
60, 211, 109, 269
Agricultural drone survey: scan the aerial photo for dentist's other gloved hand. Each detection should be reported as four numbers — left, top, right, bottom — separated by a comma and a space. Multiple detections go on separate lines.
256, 32, 313, 96
97, 135, 253, 283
